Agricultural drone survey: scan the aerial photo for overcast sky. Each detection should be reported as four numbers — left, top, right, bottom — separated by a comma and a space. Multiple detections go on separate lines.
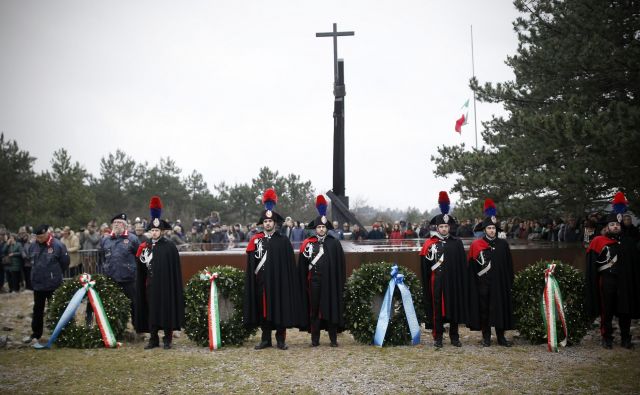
0, 0, 520, 212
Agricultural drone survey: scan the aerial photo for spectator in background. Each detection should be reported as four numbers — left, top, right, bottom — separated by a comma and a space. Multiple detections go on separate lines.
53, 227, 62, 240
81, 221, 100, 250
61, 226, 81, 276
389, 222, 403, 242
418, 221, 430, 238
582, 219, 597, 248
290, 221, 306, 250
209, 224, 228, 250
3, 233, 23, 292
367, 222, 385, 240
186, 226, 202, 244
0, 229, 6, 291
560, 217, 582, 242
403, 222, 417, 239
232, 223, 245, 243
134, 223, 149, 244
351, 224, 368, 241
622, 214, 639, 241
18, 226, 33, 290
456, 219, 474, 238
328, 220, 344, 240
169, 226, 186, 246
516, 221, 529, 240
280, 217, 293, 239
342, 223, 351, 240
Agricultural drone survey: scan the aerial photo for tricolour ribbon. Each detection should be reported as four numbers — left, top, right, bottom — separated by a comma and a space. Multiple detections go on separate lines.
34, 273, 121, 349
541, 263, 568, 352
200, 270, 222, 351
373, 265, 421, 347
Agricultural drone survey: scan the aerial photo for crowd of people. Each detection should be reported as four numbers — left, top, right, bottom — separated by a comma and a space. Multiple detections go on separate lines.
0, 189, 638, 351
2, 209, 639, 294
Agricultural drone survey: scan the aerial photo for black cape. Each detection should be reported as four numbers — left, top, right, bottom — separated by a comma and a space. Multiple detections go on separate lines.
585, 234, 640, 320
466, 237, 515, 330
298, 235, 346, 331
135, 237, 185, 332
420, 235, 470, 325
243, 232, 304, 329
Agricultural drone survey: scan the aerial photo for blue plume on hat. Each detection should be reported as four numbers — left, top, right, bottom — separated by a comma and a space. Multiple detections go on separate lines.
438, 191, 450, 214
149, 196, 162, 219
262, 188, 277, 211
612, 191, 628, 214
316, 195, 328, 216
483, 198, 497, 217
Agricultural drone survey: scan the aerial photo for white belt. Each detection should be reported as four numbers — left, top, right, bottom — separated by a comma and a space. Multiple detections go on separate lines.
598, 255, 617, 272
477, 262, 492, 277
254, 251, 268, 275
431, 254, 444, 271
309, 246, 324, 270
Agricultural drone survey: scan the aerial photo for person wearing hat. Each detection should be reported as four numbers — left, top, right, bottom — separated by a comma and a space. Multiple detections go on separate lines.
585, 191, 640, 349
99, 212, 140, 328
419, 191, 469, 348
298, 195, 346, 347
243, 188, 303, 350
467, 199, 514, 347
23, 225, 69, 344
135, 196, 184, 350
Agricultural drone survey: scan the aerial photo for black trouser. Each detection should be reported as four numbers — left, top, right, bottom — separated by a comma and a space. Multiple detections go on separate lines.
260, 321, 286, 344
430, 270, 459, 341
150, 325, 173, 345
310, 281, 337, 344
6, 270, 21, 292
599, 273, 631, 340
32, 290, 55, 339
478, 278, 506, 341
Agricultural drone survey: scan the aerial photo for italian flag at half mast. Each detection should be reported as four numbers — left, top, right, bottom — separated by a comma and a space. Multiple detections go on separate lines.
455, 99, 470, 134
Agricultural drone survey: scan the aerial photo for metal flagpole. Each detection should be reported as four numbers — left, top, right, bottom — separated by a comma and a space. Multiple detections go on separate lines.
471, 25, 478, 150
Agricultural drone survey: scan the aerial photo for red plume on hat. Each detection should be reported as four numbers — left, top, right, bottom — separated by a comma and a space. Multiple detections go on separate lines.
316, 195, 328, 216
149, 196, 162, 219
612, 191, 628, 214
262, 188, 277, 211
438, 191, 450, 214
483, 198, 496, 217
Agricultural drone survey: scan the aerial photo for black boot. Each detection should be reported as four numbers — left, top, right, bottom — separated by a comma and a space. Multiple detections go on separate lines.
496, 330, 512, 347
602, 337, 613, 349
275, 328, 288, 350
621, 336, 634, 349
328, 326, 338, 347
145, 332, 160, 350
482, 337, 491, 347
434, 338, 443, 348
311, 327, 320, 347
163, 331, 172, 350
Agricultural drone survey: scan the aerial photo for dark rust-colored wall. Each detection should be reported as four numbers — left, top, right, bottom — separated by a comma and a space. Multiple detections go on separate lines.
179, 245, 585, 286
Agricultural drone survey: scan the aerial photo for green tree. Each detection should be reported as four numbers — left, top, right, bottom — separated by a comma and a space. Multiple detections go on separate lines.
0, 133, 37, 229
432, 0, 640, 216
41, 149, 95, 228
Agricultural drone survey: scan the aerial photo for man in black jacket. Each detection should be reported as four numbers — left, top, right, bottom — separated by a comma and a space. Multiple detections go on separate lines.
467, 199, 515, 347
243, 188, 303, 350
419, 192, 469, 348
135, 196, 184, 350
24, 225, 69, 344
298, 195, 346, 347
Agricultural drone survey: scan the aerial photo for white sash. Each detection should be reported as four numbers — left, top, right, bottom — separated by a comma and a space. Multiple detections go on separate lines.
309, 246, 324, 270
254, 251, 268, 275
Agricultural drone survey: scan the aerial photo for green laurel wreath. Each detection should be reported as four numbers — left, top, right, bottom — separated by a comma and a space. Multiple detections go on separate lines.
184, 265, 256, 347
46, 274, 130, 348
513, 260, 590, 345
344, 262, 425, 346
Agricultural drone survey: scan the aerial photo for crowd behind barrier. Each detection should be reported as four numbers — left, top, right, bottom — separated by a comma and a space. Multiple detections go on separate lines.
1, 210, 638, 291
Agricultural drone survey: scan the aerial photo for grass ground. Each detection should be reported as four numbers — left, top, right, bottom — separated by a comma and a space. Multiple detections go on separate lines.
1, 291, 639, 394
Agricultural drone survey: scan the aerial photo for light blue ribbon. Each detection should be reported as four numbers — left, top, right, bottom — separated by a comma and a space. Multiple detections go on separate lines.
373, 265, 421, 346
33, 286, 88, 349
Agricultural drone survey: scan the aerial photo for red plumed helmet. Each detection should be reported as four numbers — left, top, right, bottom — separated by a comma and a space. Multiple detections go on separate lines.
149, 196, 163, 219
438, 191, 450, 204
316, 195, 328, 216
